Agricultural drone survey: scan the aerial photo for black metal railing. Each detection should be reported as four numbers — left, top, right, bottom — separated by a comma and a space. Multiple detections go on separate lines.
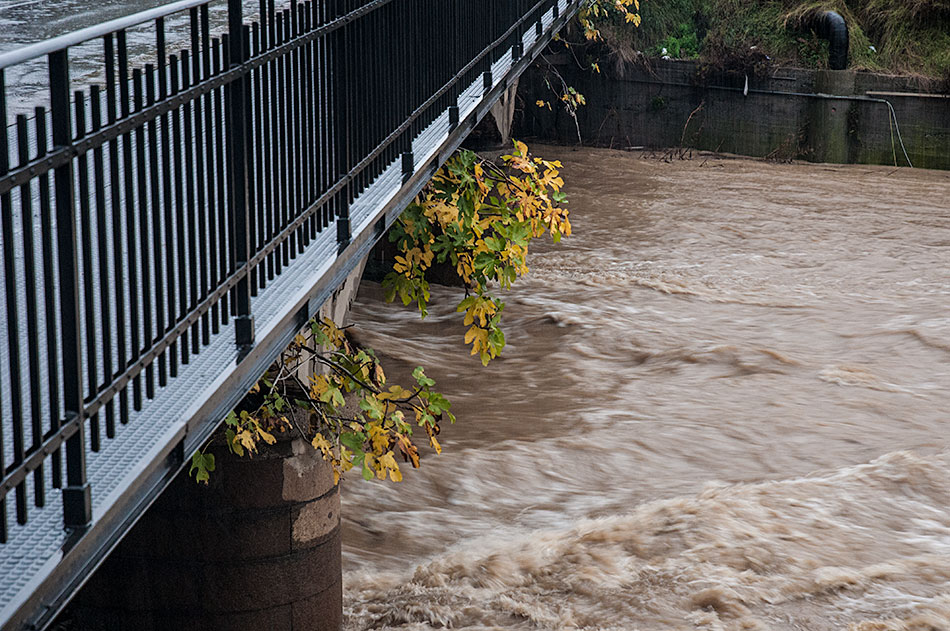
0, 0, 565, 544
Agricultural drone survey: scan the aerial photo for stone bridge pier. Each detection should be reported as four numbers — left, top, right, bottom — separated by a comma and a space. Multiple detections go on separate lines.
71, 264, 366, 631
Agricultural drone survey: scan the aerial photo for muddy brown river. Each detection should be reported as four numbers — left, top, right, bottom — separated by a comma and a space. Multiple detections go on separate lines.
342, 147, 950, 630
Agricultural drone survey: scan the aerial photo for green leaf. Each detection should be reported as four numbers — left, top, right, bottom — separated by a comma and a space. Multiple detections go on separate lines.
360, 395, 386, 420
340, 431, 365, 453
484, 235, 504, 252
189, 451, 215, 485
427, 392, 451, 415
412, 366, 436, 387
225, 428, 243, 457
331, 388, 346, 408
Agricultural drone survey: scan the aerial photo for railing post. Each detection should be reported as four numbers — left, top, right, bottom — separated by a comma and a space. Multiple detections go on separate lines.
401, 151, 414, 185
50, 49, 92, 529
448, 105, 459, 130
227, 0, 255, 350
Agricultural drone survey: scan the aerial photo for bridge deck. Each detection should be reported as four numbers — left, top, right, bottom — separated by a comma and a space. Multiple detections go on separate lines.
0, 2, 572, 628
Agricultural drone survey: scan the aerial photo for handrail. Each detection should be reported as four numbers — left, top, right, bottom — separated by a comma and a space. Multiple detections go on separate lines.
0, 0, 397, 198
0, 0, 210, 70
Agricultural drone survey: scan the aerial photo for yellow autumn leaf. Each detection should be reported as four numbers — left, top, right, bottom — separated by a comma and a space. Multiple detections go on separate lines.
367, 422, 390, 454
377, 451, 402, 482
236, 429, 256, 451
258, 428, 276, 445
311, 433, 333, 453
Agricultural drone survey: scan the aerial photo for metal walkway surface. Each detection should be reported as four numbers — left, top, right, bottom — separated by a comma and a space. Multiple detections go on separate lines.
0, 0, 579, 628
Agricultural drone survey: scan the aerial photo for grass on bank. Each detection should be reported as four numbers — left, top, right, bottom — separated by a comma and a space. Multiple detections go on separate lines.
586, 0, 950, 80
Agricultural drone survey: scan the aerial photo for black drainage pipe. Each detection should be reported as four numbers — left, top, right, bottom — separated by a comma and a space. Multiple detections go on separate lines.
813, 10, 849, 70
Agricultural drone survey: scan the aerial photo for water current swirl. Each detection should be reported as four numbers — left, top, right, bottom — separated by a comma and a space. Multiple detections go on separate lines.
341, 147, 950, 630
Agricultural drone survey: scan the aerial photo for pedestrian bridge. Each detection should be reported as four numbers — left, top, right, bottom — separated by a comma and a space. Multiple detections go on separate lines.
0, 0, 579, 627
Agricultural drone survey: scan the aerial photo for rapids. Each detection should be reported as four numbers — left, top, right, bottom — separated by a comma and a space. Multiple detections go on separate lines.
342, 147, 950, 630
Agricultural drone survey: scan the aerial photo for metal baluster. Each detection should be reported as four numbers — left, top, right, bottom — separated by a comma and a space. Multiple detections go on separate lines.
117, 32, 144, 413
12, 116, 32, 524
295, 2, 310, 249
180, 49, 200, 357
0, 69, 12, 541
212, 39, 230, 318
281, 10, 295, 261
352, 5, 364, 198
170, 55, 190, 367
35, 106, 61, 504
157, 18, 179, 380
303, 2, 316, 241
202, 14, 221, 334
74, 91, 100, 452
276, 12, 291, 266
145, 65, 166, 388
319, 0, 332, 230
132, 69, 155, 402
90, 85, 115, 438
104, 34, 130, 424
190, 9, 210, 348
264, 22, 279, 280
251, 23, 269, 289
241, 24, 256, 295
291, 3, 304, 255
13, 113, 41, 511
334, 0, 351, 251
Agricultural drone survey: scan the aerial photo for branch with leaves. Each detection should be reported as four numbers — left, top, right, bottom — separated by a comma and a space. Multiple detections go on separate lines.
191, 143, 571, 485
382, 142, 570, 366
191, 318, 453, 485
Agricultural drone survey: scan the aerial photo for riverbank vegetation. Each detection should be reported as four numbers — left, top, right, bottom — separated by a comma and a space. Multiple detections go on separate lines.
581, 0, 950, 79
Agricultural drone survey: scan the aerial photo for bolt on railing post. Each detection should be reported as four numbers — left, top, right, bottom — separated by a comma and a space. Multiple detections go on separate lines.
227, 0, 255, 350
49, 48, 92, 530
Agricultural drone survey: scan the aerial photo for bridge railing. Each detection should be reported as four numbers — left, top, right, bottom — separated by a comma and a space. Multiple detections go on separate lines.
0, 0, 561, 545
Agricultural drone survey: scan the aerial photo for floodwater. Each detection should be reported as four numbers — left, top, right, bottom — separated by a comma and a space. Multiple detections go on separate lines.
0, 0, 236, 116
0, 0, 176, 54
342, 147, 950, 630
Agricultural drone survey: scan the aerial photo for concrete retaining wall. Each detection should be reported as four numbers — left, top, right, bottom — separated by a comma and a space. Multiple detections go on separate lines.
518, 58, 950, 169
